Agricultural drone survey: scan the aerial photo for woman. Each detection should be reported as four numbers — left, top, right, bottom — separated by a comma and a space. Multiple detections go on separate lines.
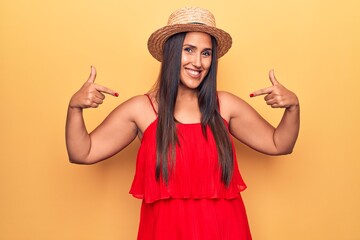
66, 7, 299, 240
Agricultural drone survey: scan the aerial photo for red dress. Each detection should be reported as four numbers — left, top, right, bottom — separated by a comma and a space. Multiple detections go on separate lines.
130, 97, 252, 240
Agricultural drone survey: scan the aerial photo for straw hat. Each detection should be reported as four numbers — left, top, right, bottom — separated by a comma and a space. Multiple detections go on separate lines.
147, 7, 232, 62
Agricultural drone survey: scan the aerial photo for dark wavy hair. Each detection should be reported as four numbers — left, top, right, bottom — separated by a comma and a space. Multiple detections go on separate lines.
155, 32, 234, 186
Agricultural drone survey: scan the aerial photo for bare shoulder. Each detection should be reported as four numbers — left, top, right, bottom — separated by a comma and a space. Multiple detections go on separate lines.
218, 91, 241, 103
111, 94, 157, 133
119, 94, 150, 111
217, 91, 251, 120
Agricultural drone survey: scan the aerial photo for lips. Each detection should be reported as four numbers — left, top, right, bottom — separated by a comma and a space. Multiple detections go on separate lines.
186, 68, 202, 78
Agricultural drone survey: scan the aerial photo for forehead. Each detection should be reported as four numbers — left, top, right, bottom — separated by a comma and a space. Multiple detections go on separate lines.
183, 32, 212, 48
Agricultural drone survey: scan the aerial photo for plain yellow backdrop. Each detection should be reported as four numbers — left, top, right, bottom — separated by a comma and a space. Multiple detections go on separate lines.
1, 0, 359, 239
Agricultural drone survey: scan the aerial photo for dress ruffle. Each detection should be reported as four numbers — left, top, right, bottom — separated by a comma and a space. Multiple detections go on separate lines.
129, 119, 247, 204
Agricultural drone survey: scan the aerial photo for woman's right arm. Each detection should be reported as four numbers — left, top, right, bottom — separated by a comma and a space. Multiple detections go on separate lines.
65, 66, 138, 164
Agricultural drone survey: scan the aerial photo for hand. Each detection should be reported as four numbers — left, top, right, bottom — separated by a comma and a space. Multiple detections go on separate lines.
250, 69, 299, 111
69, 66, 118, 109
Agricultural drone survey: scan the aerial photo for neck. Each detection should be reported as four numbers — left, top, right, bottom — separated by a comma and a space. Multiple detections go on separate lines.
177, 84, 198, 100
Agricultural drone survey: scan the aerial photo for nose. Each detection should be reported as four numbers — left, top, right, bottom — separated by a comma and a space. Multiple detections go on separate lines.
192, 53, 202, 68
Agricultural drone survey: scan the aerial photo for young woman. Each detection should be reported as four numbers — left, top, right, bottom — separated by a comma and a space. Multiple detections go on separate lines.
66, 7, 299, 240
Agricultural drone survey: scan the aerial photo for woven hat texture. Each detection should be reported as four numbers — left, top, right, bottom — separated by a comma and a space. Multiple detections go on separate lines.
147, 7, 232, 62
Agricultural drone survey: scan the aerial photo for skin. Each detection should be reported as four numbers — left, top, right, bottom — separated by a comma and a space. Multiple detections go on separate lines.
65, 31, 299, 164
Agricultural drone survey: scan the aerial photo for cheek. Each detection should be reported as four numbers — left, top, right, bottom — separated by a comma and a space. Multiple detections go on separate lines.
181, 55, 190, 65
204, 59, 212, 71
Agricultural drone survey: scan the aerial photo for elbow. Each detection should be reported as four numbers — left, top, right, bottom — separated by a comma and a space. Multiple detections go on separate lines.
276, 147, 294, 156
266, 144, 294, 156
68, 158, 87, 165
68, 156, 96, 165
272, 138, 295, 156
282, 149, 293, 155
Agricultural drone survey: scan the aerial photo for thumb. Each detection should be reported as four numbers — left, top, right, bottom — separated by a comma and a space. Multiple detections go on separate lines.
269, 69, 279, 86
87, 66, 97, 83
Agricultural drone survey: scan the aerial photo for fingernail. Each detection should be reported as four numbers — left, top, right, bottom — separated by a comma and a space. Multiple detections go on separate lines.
250, 93, 254, 97
114, 92, 119, 97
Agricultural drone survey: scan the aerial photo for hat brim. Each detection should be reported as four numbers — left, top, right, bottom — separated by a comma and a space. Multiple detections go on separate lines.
147, 24, 232, 62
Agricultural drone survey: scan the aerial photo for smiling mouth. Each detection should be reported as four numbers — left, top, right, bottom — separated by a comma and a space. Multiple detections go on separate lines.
186, 68, 202, 78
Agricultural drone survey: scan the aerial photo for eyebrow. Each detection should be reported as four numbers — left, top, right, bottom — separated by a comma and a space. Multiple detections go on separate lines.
183, 44, 212, 51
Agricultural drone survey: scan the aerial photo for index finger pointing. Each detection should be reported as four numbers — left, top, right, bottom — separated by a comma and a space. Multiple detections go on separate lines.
250, 86, 273, 98
94, 83, 119, 97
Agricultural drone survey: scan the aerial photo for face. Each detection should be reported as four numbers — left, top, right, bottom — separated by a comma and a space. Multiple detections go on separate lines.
179, 32, 213, 90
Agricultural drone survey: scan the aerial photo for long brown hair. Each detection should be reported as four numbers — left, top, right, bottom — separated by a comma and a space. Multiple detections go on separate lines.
155, 32, 234, 186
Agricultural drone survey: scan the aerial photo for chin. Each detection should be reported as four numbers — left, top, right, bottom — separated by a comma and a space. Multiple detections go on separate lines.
180, 80, 203, 90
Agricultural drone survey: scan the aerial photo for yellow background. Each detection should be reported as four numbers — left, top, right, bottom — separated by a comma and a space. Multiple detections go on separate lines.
1, 0, 359, 239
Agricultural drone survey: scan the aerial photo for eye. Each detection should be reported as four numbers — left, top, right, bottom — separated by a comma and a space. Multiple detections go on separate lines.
184, 47, 193, 53
202, 50, 212, 57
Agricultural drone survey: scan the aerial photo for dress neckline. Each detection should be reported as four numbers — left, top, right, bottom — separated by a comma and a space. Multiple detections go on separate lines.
141, 117, 230, 142
174, 118, 201, 125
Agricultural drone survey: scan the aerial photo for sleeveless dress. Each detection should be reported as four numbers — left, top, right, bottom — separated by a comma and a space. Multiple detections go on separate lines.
129, 95, 252, 240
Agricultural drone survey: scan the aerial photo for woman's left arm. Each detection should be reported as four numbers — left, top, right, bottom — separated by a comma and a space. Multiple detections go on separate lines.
251, 69, 300, 154
223, 70, 300, 155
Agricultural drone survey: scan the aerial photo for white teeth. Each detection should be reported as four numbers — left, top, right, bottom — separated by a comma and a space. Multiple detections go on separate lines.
187, 69, 200, 76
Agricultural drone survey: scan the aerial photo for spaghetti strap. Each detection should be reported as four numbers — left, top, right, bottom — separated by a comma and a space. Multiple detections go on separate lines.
145, 94, 158, 115
216, 93, 221, 114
